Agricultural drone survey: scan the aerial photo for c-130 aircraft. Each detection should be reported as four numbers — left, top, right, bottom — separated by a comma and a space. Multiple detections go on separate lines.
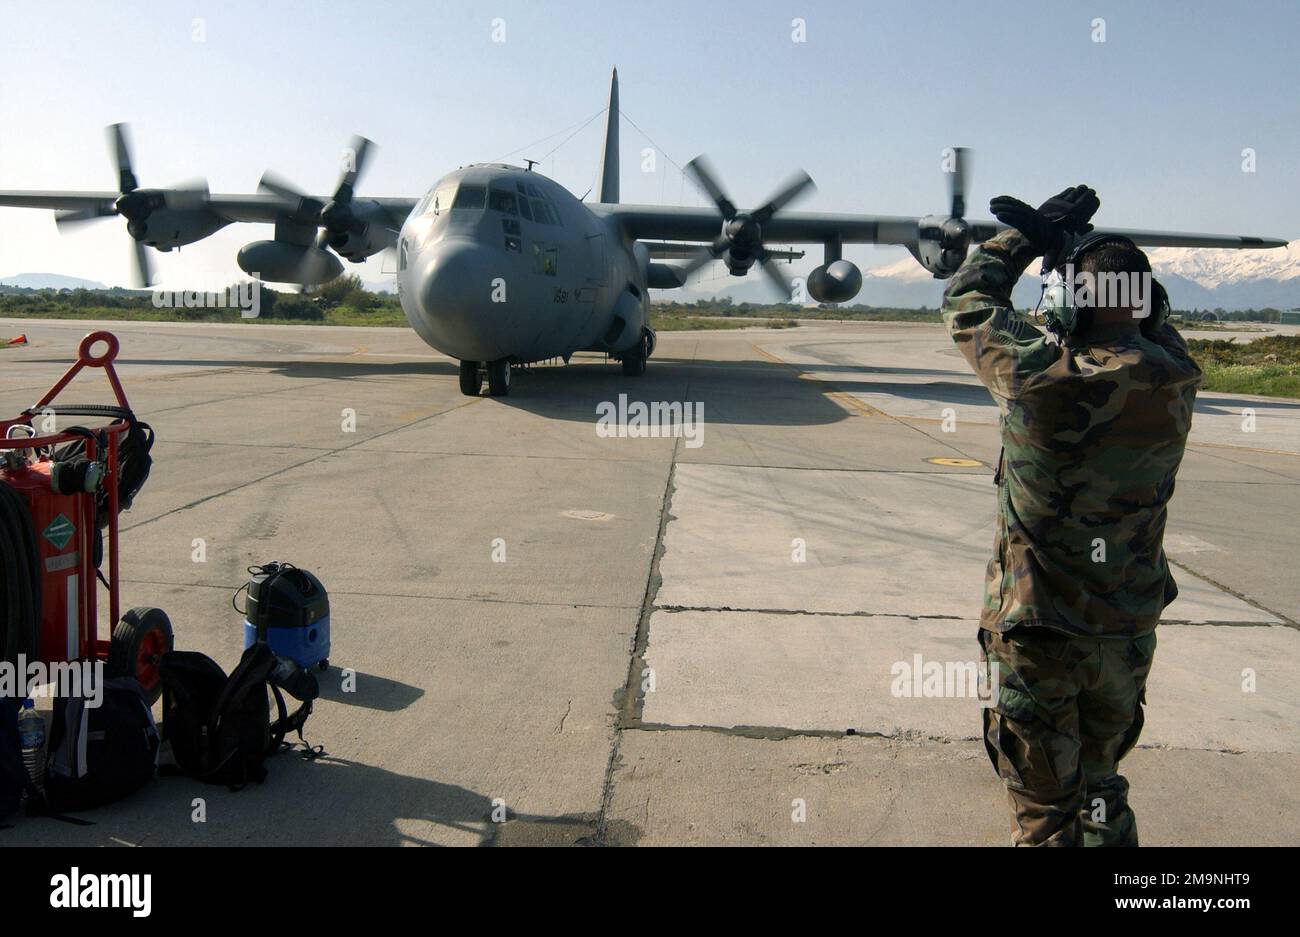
0, 70, 1287, 397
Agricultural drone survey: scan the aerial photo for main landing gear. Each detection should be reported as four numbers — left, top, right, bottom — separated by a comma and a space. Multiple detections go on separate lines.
459, 359, 512, 397
620, 332, 649, 377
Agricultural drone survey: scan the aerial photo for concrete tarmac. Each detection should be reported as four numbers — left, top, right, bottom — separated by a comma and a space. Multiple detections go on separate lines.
1, 316, 1296, 846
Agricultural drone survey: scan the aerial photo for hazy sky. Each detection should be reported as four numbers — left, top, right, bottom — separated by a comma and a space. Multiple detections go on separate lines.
1, 0, 1297, 287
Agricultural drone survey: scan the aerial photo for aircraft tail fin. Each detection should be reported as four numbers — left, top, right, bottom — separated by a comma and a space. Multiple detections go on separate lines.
596, 68, 619, 204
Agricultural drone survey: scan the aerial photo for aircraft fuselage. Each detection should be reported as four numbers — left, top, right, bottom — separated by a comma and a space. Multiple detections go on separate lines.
396, 164, 649, 365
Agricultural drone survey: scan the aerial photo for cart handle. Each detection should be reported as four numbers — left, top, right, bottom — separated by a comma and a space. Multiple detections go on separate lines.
31, 330, 130, 411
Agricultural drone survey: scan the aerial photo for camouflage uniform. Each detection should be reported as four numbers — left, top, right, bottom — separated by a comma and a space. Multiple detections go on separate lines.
942, 228, 1201, 846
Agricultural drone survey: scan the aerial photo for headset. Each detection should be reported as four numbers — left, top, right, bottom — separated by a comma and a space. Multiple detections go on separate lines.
1037, 233, 1169, 340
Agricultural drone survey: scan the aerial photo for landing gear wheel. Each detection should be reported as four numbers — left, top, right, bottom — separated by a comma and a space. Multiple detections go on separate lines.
106, 606, 174, 705
459, 360, 483, 396
621, 335, 647, 377
487, 359, 511, 396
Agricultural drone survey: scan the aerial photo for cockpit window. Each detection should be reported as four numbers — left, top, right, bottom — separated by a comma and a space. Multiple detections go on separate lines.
534, 201, 560, 225
453, 184, 486, 210
429, 183, 457, 216
482, 179, 562, 225
488, 186, 518, 215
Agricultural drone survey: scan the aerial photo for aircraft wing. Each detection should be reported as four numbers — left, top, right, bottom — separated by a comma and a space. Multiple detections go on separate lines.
0, 190, 120, 213
599, 204, 1287, 251
0, 191, 419, 228
642, 239, 804, 262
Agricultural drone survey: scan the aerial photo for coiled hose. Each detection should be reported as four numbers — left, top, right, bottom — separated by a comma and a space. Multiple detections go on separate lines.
36, 404, 154, 526
0, 481, 40, 670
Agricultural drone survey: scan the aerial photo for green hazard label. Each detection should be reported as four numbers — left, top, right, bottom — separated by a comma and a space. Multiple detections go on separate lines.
42, 514, 75, 550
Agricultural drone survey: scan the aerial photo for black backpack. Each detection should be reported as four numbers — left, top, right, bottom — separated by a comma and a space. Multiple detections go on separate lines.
1, 696, 32, 825
159, 642, 319, 789
44, 677, 160, 812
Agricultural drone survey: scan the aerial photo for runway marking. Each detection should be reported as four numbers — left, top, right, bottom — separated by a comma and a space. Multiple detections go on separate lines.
749, 342, 986, 467
564, 509, 613, 521
1189, 440, 1300, 459
926, 457, 983, 467
827, 391, 888, 418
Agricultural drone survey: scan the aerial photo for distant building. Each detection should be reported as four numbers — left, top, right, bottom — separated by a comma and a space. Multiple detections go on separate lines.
1281, 309, 1300, 325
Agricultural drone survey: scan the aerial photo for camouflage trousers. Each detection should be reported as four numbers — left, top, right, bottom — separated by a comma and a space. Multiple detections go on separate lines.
979, 626, 1157, 846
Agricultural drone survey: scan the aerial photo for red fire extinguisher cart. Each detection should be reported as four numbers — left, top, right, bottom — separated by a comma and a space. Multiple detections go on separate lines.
0, 331, 172, 702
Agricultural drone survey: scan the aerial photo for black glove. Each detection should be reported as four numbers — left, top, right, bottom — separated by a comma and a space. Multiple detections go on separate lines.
990, 185, 1100, 267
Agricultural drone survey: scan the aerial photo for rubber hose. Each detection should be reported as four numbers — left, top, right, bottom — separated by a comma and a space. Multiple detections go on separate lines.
0, 481, 41, 672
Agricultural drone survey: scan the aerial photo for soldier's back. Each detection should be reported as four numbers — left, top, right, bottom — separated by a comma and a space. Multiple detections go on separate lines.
993, 323, 1201, 636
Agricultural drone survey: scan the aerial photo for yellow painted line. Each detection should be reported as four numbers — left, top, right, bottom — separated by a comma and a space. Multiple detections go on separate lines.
1188, 440, 1300, 459
827, 391, 888, 418
752, 343, 889, 418
927, 457, 983, 468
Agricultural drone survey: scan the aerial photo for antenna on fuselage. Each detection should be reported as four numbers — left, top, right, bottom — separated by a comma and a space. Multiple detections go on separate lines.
525, 159, 539, 172
595, 67, 619, 204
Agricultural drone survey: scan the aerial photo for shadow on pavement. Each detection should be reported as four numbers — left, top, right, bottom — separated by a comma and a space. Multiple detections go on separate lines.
2, 753, 640, 847
316, 668, 424, 712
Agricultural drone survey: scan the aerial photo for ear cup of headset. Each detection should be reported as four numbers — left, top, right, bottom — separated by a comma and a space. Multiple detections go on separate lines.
1058, 233, 1142, 339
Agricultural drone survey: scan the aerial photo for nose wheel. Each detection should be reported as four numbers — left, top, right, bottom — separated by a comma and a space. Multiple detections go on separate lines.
459, 359, 511, 397
486, 358, 511, 396
621, 333, 648, 377
459, 360, 483, 396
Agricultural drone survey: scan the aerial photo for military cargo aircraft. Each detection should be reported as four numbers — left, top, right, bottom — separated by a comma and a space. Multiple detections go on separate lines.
0, 70, 1287, 396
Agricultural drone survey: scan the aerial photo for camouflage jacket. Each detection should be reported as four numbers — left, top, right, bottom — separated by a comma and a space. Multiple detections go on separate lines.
942, 229, 1202, 637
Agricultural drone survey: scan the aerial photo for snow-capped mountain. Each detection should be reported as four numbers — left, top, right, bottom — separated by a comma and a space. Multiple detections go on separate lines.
655, 240, 1300, 311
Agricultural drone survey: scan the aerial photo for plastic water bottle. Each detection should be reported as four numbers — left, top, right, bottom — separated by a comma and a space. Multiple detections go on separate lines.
17, 699, 46, 793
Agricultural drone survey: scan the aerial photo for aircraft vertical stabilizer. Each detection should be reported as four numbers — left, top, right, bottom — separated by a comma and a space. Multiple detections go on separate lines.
596, 68, 619, 204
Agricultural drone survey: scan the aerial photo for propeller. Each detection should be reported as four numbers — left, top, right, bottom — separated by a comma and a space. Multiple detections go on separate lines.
679, 155, 816, 299
257, 135, 374, 246
256, 135, 375, 285
913, 146, 974, 276
53, 124, 210, 288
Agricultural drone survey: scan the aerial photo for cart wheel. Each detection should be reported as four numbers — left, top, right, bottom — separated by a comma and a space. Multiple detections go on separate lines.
106, 607, 174, 705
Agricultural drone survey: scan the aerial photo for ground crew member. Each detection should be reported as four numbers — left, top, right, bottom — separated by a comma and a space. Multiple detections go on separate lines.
941, 186, 1202, 846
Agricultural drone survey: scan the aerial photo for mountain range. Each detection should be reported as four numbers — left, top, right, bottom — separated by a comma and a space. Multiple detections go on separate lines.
656, 240, 1300, 311
5, 239, 1299, 310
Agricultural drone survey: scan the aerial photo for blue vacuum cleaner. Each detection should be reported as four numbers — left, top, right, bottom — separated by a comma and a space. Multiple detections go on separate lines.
238, 562, 331, 670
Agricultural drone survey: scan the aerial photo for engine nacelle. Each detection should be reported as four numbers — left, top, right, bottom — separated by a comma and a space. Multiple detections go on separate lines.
908, 239, 967, 279
237, 240, 343, 286
130, 208, 228, 251
807, 260, 863, 303
911, 215, 973, 278
328, 226, 387, 263
326, 202, 397, 262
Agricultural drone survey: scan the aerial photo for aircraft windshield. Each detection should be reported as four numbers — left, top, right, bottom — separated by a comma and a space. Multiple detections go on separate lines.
426, 183, 457, 216
453, 185, 486, 210
486, 180, 562, 225
487, 186, 518, 215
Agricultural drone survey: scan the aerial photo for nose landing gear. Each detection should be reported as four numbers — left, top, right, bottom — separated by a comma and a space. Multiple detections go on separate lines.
458, 360, 483, 396
458, 359, 512, 397
486, 359, 511, 396
620, 331, 650, 377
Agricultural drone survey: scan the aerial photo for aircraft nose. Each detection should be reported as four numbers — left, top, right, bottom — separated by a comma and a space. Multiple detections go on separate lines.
414, 239, 505, 362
